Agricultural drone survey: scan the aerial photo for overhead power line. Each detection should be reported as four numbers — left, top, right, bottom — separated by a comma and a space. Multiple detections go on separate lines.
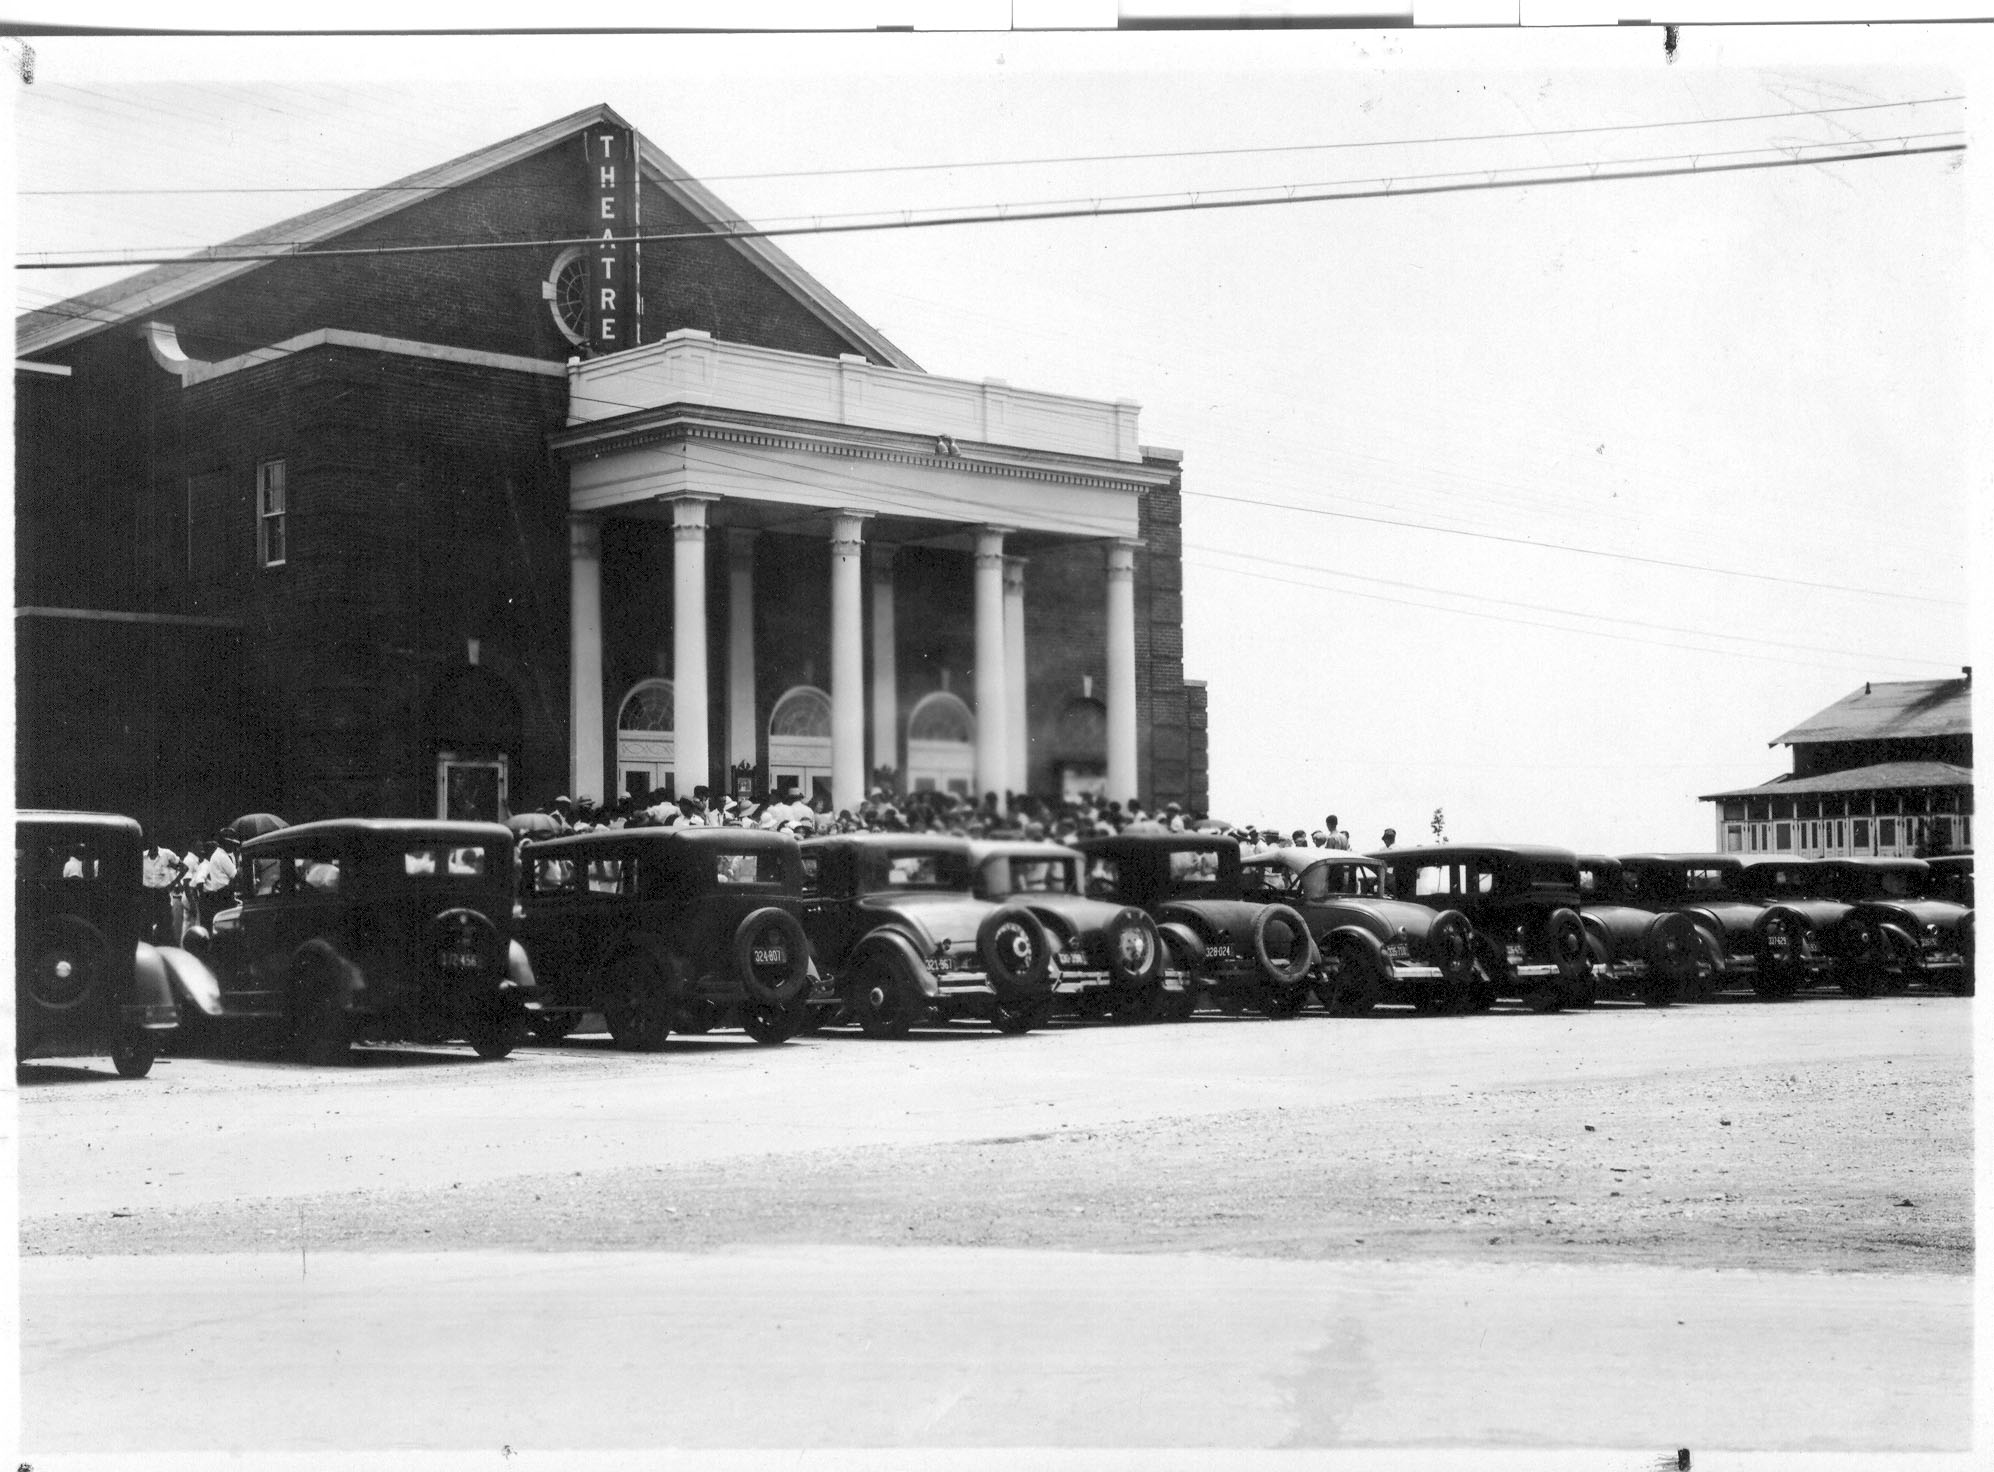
16, 136, 1964, 273
16, 93, 1963, 196
1182, 485, 1964, 608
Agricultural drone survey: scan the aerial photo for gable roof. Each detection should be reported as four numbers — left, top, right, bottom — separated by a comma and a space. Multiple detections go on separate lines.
1770, 676, 1972, 747
17, 102, 919, 372
1699, 759, 1973, 802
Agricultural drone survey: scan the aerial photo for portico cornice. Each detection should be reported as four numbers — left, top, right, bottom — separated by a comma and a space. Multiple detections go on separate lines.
549, 405, 1177, 496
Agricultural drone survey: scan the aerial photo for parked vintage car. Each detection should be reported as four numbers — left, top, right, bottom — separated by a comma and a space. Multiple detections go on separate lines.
515, 825, 816, 1047
1371, 844, 1593, 1012
799, 833, 1057, 1036
192, 819, 531, 1062
967, 839, 1180, 1022
1572, 854, 1704, 1006
1819, 856, 1972, 997
1240, 847, 1476, 1014
1072, 833, 1316, 1017
15, 811, 187, 1077
1725, 855, 1841, 997
1923, 852, 1973, 909
1614, 853, 1788, 998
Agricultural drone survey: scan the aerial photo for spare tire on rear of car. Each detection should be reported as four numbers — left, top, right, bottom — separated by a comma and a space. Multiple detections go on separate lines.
1428, 909, 1475, 982
977, 905, 1052, 996
1103, 906, 1162, 986
1250, 904, 1314, 985
733, 906, 813, 1004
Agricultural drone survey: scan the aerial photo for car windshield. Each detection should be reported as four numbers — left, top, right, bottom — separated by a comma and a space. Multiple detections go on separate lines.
981, 855, 1078, 896
404, 844, 490, 879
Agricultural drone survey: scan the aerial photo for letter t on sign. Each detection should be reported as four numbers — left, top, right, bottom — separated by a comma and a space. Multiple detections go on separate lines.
585, 125, 637, 353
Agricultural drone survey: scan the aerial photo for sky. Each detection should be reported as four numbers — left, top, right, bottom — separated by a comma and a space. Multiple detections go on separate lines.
6, 23, 1984, 853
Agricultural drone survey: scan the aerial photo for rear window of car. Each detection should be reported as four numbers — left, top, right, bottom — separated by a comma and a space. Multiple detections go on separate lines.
291, 853, 342, 894
1167, 849, 1221, 884
885, 854, 946, 887
585, 857, 628, 894
29, 838, 109, 885
1684, 867, 1726, 892
405, 845, 489, 878
1247, 863, 1299, 898
990, 856, 1078, 894
715, 850, 780, 886
1413, 863, 1490, 897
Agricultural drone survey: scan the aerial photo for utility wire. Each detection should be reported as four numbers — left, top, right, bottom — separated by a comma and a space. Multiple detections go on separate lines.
16, 137, 1964, 272
16, 93, 1963, 196
1182, 485, 1963, 608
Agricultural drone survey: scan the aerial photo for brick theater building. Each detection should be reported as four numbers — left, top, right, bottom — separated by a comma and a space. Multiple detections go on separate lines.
15, 104, 1208, 834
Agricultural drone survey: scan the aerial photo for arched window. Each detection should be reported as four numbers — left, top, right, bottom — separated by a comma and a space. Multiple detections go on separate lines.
906, 691, 976, 796
768, 685, 833, 806
618, 680, 675, 732
616, 679, 675, 803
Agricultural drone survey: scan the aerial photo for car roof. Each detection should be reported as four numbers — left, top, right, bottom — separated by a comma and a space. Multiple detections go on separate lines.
16, 809, 143, 838
1573, 853, 1623, 869
966, 839, 1083, 862
1618, 852, 1743, 867
1369, 842, 1579, 864
801, 833, 971, 855
526, 824, 797, 855
1731, 854, 1822, 869
1814, 855, 1929, 872
243, 818, 515, 852
1076, 832, 1236, 853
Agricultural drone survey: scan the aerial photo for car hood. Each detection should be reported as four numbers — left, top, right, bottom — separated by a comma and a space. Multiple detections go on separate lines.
857, 892, 993, 948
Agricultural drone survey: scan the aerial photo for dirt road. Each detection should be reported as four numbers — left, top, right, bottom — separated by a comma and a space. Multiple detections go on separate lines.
15, 992, 1978, 1459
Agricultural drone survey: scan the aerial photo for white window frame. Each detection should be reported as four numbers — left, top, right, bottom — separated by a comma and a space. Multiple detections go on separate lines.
257, 459, 287, 568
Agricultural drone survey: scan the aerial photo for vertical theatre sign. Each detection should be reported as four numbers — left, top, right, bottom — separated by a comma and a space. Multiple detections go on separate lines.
586, 126, 639, 354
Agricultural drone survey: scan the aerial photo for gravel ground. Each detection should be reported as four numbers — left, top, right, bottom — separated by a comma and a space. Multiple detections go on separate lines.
24, 1047, 1969, 1272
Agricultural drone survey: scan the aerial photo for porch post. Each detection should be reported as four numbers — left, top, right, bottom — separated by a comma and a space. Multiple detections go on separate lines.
870, 543, 899, 785
973, 526, 1011, 804
830, 510, 872, 814
567, 515, 605, 804
667, 494, 717, 800
1105, 538, 1141, 808
1004, 556, 1029, 797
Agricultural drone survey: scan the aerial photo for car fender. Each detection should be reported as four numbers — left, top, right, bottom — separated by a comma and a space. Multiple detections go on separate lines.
505, 937, 539, 995
1324, 922, 1389, 967
1156, 920, 1205, 970
850, 927, 940, 999
1579, 911, 1614, 956
131, 942, 179, 1016
155, 943, 223, 1017
1874, 919, 1921, 961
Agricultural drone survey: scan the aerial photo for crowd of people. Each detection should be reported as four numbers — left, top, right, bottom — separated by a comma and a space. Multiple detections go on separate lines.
521, 783, 1402, 856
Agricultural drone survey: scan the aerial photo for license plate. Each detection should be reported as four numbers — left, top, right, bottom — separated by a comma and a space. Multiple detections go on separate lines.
1505, 945, 1524, 963
440, 951, 482, 972
1059, 951, 1086, 969
1206, 944, 1235, 961
753, 947, 788, 966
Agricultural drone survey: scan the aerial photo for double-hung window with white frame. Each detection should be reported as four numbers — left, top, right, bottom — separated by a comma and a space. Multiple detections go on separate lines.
257, 459, 287, 568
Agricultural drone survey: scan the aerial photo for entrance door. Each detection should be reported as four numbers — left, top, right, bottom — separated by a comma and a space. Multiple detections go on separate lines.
617, 680, 675, 804
768, 686, 833, 808
906, 692, 975, 796
437, 753, 508, 821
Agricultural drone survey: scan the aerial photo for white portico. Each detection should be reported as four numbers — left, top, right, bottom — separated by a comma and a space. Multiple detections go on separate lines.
554, 330, 1170, 812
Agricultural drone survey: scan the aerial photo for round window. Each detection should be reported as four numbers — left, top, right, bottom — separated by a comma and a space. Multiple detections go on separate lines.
545, 247, 588, 346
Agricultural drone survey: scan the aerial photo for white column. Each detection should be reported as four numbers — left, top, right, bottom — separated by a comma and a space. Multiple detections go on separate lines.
973, 526, 1011, 804
1105, 539, 1141, 808
669, 494, 716, 800
1004, 556, 1029, 797
568, 516, 606, 804
830, 510, 872, 814
726, 529, 757, 779
870, 543, 898, 783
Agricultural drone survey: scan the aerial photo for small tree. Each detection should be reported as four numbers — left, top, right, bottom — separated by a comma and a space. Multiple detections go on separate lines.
1430, 807, 1446, 842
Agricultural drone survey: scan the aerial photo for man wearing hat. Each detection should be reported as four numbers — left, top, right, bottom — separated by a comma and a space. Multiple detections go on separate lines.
1380, 828, 1398, 850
